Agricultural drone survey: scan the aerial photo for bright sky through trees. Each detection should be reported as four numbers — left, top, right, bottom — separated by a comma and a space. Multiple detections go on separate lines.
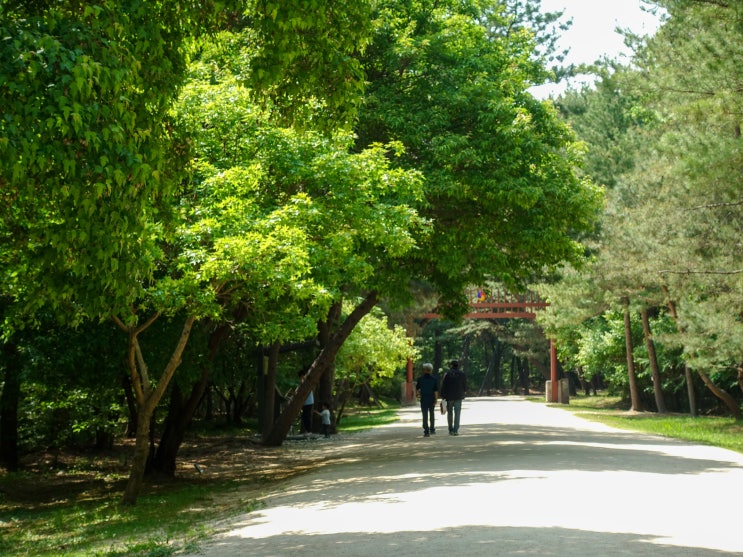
531, 0, 662, 98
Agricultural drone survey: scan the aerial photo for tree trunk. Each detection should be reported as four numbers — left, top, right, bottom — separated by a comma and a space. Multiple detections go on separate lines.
117, 314, 196, 505
493, 340, 502, 390
121, 374, 138, 438
478, 351, 495, 396
232, 380, 250, 424
150, 383, 185, 476
577, 367, 590, 396
662, 286, 736, 417
684, 364, 697, 417
262, 291, 379, 447
641, 308, 667, 413
622, 298, 642, 412
434, 333, 443, 375
521, 358, 530, 395
150, 362, 211, 476
0, 341, 21, 471
151, 321, 236, 475
698, 370, 741, 418
461, 334, 471, 375
152, 360, 211, 477
334, 379, 352, 424
260, 341, 280, 443
317, 301, 342, 407
122, 409, 154, 505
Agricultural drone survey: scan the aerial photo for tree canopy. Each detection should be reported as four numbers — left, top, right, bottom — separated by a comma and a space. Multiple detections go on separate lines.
355, 0, 602, 316
2, 0, 609, 502
538, 0, 743, 415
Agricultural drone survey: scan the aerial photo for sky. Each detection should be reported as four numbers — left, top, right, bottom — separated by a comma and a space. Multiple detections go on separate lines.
529, 0, 663, 99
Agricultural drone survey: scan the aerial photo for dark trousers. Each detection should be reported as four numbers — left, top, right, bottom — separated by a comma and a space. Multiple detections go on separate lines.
301, 403, 313, 433
421, 401, 436, 433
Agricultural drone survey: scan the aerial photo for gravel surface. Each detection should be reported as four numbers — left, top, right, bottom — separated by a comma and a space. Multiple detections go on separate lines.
180, 396, 743, 557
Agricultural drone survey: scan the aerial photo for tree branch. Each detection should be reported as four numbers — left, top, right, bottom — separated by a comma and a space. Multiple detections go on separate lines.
691, 0, 730, 8
149, 315, 196, 414
134, 338, 151, 399
125, 332, 145, 406
659, 269, 743, 275
111, 312, 161, 335
134, 311, 161, 336
686, 199, 743, 211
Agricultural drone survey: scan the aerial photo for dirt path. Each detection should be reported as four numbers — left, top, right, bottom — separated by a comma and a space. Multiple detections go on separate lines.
180, 397, 743, 557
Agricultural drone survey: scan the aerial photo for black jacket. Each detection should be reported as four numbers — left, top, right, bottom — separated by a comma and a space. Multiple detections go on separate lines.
416, 374, 438, 404
440, 369, 466, 401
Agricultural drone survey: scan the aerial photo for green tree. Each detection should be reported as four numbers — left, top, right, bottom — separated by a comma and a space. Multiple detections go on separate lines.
267, 0, 604, 448
610, 0, 743, 413
540, 0, 742, 415
171, 42, 427, 451
0, 1, 240, 319
334, 304, 417, 420
636, 0, 743, 379
0, 1, 380, 502
1, 0, 231, 491
355, 0, 602, 314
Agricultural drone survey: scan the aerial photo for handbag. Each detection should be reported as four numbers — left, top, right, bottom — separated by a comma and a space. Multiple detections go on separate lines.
440, 401, 446, 414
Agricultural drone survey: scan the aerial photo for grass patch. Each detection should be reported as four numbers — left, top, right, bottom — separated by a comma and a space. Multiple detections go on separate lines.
336, 402, 399, 433
0, 478, 256, 557
553, 394, 743, 454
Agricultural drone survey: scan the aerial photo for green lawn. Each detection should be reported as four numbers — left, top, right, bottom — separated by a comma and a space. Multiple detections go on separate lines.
335, 403, 399, 432
550, 394, 743, 454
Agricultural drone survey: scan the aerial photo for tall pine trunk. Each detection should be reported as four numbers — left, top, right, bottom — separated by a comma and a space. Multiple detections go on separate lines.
662, 287, 737, 417
262, 292, 378, 447
683, 364, 697, 417
641, 307, 667, 413
622, 297, 642, 412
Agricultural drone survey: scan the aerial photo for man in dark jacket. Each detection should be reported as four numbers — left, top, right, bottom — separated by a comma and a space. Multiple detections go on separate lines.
415, 363, 438, 437
440, 360, 466, 435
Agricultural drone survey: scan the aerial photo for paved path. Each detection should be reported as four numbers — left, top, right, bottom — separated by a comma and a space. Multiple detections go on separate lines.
181, 397, 743, 556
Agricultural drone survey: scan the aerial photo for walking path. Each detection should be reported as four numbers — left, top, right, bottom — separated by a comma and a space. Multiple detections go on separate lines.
180, 397, 743, 556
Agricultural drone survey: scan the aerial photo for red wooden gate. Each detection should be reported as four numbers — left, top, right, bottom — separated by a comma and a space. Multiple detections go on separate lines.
409, 288, 559, 402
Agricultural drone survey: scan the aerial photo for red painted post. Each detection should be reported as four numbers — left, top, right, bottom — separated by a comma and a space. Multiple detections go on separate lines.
550, 338, 558, 402
406, 357, 414, 403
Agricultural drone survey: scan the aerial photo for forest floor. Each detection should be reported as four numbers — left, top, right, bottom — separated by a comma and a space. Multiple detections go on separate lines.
1, 430, 332, 513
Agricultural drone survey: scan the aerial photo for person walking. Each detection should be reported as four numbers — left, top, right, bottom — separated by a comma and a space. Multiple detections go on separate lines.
440, 360, 466, 435
415, 363, 438, 437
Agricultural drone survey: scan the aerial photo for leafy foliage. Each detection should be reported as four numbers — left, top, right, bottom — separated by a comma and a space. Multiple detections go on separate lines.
537, 0, 743, 413
0, 1, 237, 321
356, 0, 603, 316
336, 303, 417, 390
173, 59, 428, 343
